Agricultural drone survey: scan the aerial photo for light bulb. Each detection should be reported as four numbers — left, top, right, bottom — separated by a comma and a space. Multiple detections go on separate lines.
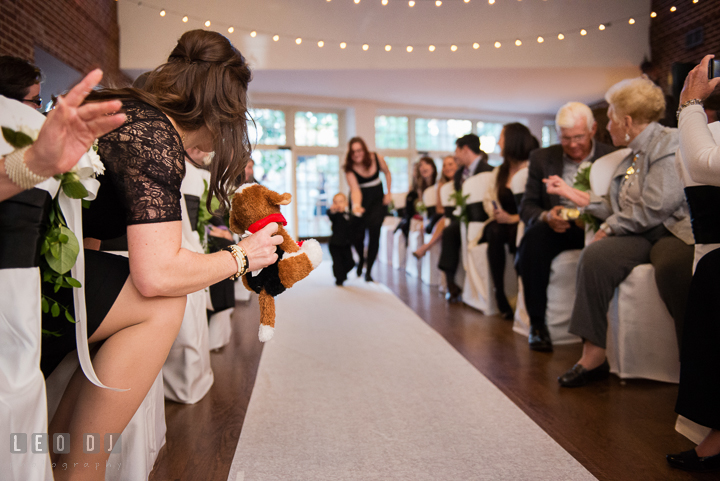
354, 0, 360, 3
494, 41, 501, 48
340, 42, 347, 49
318, 40, 324, 47
598, 24, 605, 30
650, 11, 657, 17
406, 46, 413, 52
362, 44, 369, 51
436, 0, 442, 6
473, 42, 479, 49
450, 44, 458, 51
385, 45, 392, 51
580, 29, 587, 36
228, 26, 234, 33
250, 31, 257, 37
382, 0, 388, 4
408, 1, 415, 6
628, 18, 635, 24
273, 35, 279, 41
558, 33, 564, 40
515, 39, 522, 46
205, 20, 211, 27
160, 10, 166, 17
182, 16, 188, 22
670, 6, 676, 12
488, 0, 495, 4
429, 45, 436, 52
296, 38, 302, 45
537, 36, 544, 43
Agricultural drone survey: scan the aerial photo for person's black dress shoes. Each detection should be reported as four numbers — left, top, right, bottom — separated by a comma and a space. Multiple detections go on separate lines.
667, 449, 720, 472
558, 360, 610, 387
528, 326, 553, 352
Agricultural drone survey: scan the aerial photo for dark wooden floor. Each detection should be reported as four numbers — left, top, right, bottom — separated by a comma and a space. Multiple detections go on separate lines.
150, 254, 719, 481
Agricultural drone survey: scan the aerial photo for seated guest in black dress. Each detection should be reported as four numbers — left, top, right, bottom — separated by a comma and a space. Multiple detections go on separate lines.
414, 155, 458, 259
396, 156, 437, 245
480, 123, 537, 318
667, 54, 720, 472
328, 193, 355, 286
42, 30, 281, 479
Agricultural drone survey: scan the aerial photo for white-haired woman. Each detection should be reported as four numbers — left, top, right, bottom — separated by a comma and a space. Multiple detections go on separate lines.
546, 75, 695, 387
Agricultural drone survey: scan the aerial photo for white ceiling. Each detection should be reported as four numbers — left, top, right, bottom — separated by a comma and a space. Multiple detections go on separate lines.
118, 0, 650, 115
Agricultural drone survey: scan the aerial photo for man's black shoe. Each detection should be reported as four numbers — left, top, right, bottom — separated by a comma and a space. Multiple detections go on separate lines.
558, 360, 610, 387
528, 325, 553, 352
667, 449, 720, 472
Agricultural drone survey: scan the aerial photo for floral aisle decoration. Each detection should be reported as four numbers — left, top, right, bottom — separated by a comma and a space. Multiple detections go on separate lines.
449, 190, 470, 226
572, 160, 600, 232
2, 126, 103, 335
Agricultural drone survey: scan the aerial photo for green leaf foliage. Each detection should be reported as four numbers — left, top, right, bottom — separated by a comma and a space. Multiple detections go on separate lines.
62, 180, 89, 199
2, 127, 34, 149
51, 302, 60, 317
45, 225, 79, 274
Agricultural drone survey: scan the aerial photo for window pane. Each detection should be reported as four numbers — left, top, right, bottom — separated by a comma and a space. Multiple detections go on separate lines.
251, 149, 293, 233
383, 157, 409, 194
295, 111, 339, 147
375, 115, 409, 149
248, 109, 286, 145
542, 124, 558, 148
476, 121, 504, 155
296, 155, 340, 237
415, 118, 472, 152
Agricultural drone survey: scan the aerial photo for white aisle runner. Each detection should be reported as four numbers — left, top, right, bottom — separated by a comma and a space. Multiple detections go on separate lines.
228, 264, 596, 481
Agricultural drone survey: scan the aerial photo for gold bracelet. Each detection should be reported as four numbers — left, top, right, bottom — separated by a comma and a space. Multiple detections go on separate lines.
676, 98, 703, 120
224, 245, 248, 280
5, 145, 49, 189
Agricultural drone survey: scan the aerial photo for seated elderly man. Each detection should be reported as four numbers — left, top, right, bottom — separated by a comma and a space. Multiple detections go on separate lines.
516, 102, 615, 352
546, 76, 694, 387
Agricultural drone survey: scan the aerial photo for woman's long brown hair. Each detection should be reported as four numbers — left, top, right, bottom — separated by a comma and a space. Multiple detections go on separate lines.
344, 137, 372, 173
88, 29, 252, 212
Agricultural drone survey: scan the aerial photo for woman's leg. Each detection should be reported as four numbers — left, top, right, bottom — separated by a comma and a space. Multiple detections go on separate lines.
365, 216, 384, 279
484, 221, 512, 313
415, 217, 445, 258
49, 274, 185, 481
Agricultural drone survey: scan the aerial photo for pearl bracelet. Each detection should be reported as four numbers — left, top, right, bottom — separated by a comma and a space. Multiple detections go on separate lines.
4, 145, 49, 189
224, 244, 249, 280
676, 98, 703, 120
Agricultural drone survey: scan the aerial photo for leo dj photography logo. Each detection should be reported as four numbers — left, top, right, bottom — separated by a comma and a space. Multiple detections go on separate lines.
10, 433, 121, 454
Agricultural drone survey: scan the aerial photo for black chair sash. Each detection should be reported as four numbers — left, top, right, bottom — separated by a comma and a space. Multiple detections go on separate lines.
184, 194, 201, 232
426, 205, 437, 218
466, 201, 488, 223
396, 207, 407, 219
685, 186, 720, 244
443, 206, 455, 218
0, 188, 52, 269
513, 193, 524, 212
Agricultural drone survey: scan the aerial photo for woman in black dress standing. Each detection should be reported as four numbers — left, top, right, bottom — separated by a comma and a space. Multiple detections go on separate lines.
345, 136, 392, 282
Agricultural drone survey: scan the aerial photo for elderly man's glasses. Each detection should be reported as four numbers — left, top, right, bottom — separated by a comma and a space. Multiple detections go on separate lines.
560, 134, 589, 145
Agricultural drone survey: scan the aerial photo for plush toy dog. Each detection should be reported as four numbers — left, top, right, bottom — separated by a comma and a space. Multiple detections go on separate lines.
229, 183, 322, 342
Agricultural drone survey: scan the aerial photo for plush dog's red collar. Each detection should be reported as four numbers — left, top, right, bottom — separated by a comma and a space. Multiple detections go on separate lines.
247, 213, 287, 233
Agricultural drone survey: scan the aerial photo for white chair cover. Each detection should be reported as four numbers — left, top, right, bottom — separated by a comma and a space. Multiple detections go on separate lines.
208, 307, 234, 351
46, 352, 166, 481
420, 231, 443, 286
391, 192, 406, 211
606, 264, 680, 383
422, 184, 437, 209
392, 228, 407, 271
439, 182, 465, 288
588, 148, 632, 196
405, 218, 424, 278
162, 163, 214, 404
378, 216, 400, 265
510, 167, 528, 247
513, 250, 583, 345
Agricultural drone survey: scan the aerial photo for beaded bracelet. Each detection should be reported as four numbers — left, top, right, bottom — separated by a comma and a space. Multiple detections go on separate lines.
4, 145, 48, 189
676, 99, 703, 120
224, 245, 249, 280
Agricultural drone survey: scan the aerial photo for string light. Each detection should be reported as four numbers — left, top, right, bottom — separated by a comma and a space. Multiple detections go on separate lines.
362, 44, 369, 51
273, 34, 279, 41
385, 44, 392, 51
318, 40, 324, 47
340, 42, 347, 49
580, 29, 587, 36
228, 26, 234, 33
558, 33, 564, 40
515, 39, 522, 46
295, 37, 302, 44
494, 41, 501, 48
537, 36, 544, 43
406, 46, 413, 52
464, 0, 470, 3
436, 1, 442, 6
651, 11, 657, 17
488, 0, 495, 4
382, 0, 388, 4
670, 6, 676, 12
450, 44, 458, 51
408, 0, 415, 6
250, 31, 257, 37
628, 18, 635, 25
159, 9, 166, 16
473, 42, 480, 49
598, 24, 605, 30
354, 0, 360, 3
429, 45, 436, 52
182, 16, 188, 22
205, 20, 211, 27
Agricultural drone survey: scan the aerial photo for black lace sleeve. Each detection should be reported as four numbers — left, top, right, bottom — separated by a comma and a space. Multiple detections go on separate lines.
96, 101, 185, 225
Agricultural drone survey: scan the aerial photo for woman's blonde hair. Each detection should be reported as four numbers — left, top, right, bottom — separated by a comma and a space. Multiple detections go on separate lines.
605, 75, 666, 125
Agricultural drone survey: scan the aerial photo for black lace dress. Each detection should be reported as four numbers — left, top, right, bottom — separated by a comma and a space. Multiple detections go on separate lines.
41, 100, 185, 376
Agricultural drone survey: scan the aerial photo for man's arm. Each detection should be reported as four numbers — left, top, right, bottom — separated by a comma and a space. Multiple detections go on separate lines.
519, 150, 547, 226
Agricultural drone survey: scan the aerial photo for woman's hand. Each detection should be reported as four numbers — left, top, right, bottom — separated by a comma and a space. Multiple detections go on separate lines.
543, 175, 569, 197
24, 69, 126, 177
383, 193, 393, 206
209, 225, 234, 241
352, 204, 365, 216
680, 55, 720, 105
237, 222, 284, 271
590, 229, 607, 244
493, 207, 517, 224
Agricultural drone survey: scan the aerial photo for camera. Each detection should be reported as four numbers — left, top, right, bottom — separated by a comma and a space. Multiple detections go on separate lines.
710, 59, 720, 79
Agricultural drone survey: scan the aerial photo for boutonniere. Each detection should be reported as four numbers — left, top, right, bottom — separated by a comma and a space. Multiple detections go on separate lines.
571, 160, 600, 232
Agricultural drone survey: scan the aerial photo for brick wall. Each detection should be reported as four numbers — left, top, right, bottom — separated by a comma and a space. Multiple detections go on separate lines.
0, 0, 130, 87
650, 0, 720, 94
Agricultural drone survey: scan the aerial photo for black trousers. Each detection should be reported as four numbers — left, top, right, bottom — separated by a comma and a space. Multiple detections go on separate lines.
515, 221, 585, 328
353, 214, 383, 275
482, 220, 518, 307
676, 248, 720, 430
329, 244, 355, 283
438, 218, 461, 283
